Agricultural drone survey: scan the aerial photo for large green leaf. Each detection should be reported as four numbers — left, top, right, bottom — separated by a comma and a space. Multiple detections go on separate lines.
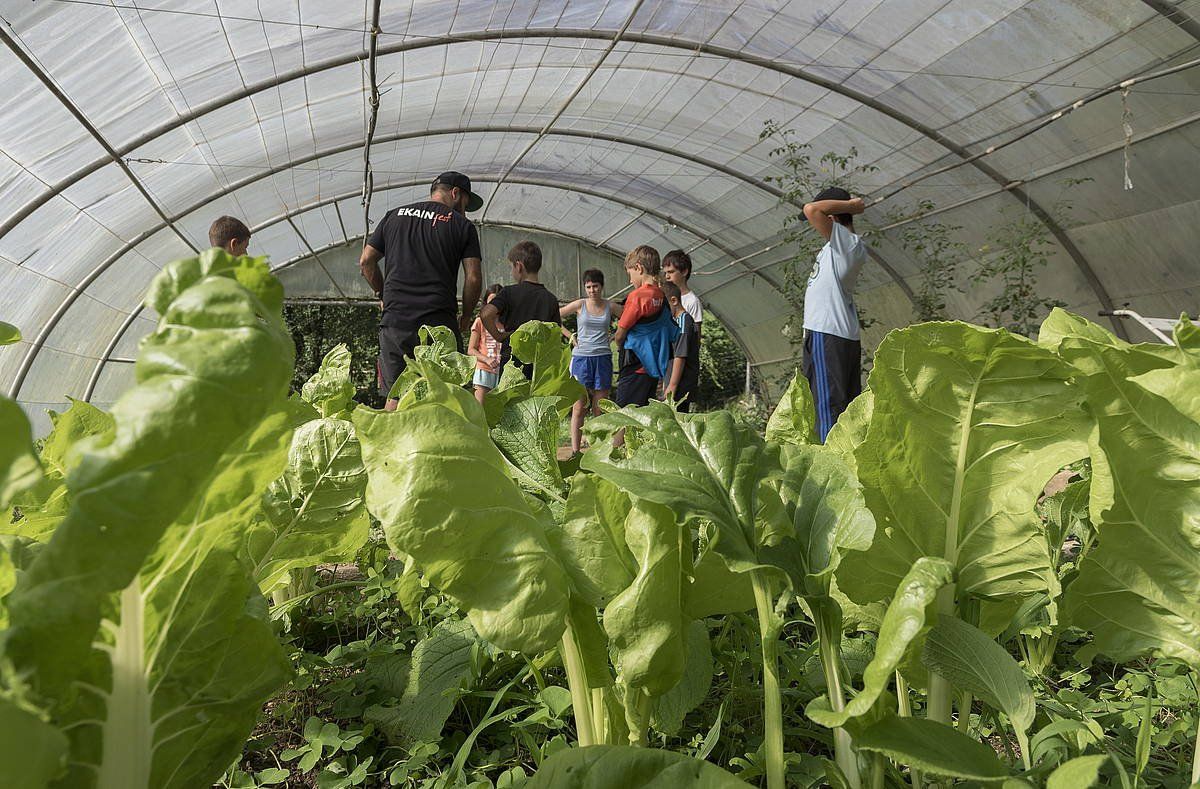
412, 325, 474, 386
685, 547, 755, 618
824, 390, 872, 477
0, 320, 20, 345
551, 474, 636, 608
582, 401, 778, 577
491, 396, 568, 503
0, 397, 41, 511
651, 620, 714, 735
365, 618, 478, 746
765, 373, 817, 447
1039, 476, 1091, 555
1060, 323, 1200, 669
921, 616, 1035, 735
854, 717, 1010, 781
245, 415, 369, 592
509, 321, 585, 414
838, 323, 1088, 606
38, 399, 295, 788
62, 545, 290, 789
761, 444, 874, 602
301, 344, 356, 418
353, 402, 570, 653
0, 698, 67, 789
807, 557, 953, 727
1046, 754, 1109, 789
3, 254, 293, 700
603, 499, 689, 696
6, 399, 114, 540
527, 745, 751, 788
386, 326, 476, 402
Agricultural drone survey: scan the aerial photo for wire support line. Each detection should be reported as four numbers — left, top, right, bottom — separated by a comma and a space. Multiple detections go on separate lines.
286, 216, 347, 299
478, 0, 647, 221
39, 0, 1200, 94
869, 55, 1200, 209
361, 0, 383, 237
0, 24, 198, 254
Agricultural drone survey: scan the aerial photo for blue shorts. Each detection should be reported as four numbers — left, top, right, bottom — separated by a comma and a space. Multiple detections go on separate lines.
570, 354, 613, 392
473, 368, 500, 390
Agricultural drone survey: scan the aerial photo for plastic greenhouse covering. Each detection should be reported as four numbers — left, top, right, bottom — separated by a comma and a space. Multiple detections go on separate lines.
1, 0, 1199, 434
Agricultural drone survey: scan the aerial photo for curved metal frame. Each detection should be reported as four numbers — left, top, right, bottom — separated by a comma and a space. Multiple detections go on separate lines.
8, 132, 816, 401
83, 219, 764, 400
0, 26, 1124, 334
1139, 0, 1200, 40
0, 26, 198, 254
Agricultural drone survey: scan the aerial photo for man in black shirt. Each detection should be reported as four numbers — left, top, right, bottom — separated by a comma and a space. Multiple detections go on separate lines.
359, 172, 484, 409
481, 241, 561, 379
663, 281, 700, 412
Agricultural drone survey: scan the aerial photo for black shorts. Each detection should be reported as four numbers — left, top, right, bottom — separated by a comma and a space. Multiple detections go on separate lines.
802, 330, 861, 442
674, 375, 699, 413
379, 315, 460, 397
615, 370, 658, 407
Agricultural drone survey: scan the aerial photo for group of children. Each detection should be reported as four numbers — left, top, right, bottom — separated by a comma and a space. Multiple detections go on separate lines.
466, 240, 703, 455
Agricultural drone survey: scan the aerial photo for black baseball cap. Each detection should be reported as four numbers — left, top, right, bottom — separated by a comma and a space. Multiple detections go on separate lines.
433, 171, 483, 212
803, 186, 853, 221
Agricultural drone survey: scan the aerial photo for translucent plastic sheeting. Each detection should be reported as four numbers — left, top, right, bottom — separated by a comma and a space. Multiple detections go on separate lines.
1, 0, 1199, 429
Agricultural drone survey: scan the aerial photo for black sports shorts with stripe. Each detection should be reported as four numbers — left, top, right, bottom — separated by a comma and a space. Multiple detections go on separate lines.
802, 329, 861, 442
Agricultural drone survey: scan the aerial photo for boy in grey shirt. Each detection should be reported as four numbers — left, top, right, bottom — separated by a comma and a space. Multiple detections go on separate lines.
801, 186, 867, 441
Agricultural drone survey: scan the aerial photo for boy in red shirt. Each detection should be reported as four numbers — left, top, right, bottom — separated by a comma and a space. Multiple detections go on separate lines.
613, 245, 676, 407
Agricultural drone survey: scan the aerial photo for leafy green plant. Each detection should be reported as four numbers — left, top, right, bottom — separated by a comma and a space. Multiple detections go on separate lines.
889, 199, 967, 322
0, 320, 20, 345
1, 249, 297, 789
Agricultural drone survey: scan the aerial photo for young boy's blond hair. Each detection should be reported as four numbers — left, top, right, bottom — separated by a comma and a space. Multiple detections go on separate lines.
624, 245, 661, 278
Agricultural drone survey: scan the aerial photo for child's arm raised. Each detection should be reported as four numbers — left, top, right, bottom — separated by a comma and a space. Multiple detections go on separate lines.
803, 197, 865, 241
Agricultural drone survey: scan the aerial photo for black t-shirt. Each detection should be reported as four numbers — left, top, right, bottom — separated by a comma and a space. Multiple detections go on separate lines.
672, 311, 701, 391
490, 281, 561, 363
367, 200, 481, 328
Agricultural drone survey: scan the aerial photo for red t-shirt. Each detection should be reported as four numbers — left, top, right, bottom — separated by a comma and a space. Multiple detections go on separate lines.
619, 283, 665, 374
619, 283, 665, 329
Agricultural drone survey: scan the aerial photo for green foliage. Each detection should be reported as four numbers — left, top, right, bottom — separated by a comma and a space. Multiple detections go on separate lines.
285, 302, 384, 408
696, 311, 748, 410
836, 322, 1088, 605
1057, 315, 1200, 671
807, 558, 953, 728
0, 397, 41, 511
364, 618, 479, 747
11, 256, 1200, 789
353, 397, 571, 654
0, 320, 20, 345
528, 744, 751, 787
970, 182, 1089, 336
889, 199, 967, 322
1, 252, 296, 789
853, 717, 1010, 780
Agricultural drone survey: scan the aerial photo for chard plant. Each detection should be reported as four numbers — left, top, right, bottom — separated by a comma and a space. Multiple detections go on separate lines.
0, 251, 379, 789
0, 250, 299, 789
352, 329, 717, 756
1046, 309, 1200, 785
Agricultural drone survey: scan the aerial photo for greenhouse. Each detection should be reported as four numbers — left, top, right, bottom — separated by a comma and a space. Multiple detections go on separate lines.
1, 1, 1199, 787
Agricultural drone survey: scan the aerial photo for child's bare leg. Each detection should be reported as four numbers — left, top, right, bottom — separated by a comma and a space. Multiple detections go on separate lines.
474, 385, 489, 405
570, 397, 587, 454
591, 389, 608, 417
